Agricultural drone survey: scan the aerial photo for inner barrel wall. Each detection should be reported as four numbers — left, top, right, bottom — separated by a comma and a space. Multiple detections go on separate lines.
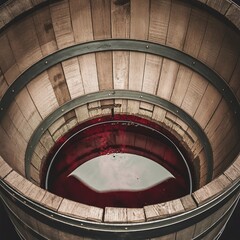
0, 0, 239, 239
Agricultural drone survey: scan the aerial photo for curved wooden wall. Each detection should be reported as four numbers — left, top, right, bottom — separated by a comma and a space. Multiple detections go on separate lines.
0, 0, 239, 239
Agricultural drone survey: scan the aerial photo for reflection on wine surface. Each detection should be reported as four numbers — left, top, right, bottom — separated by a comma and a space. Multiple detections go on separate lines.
43, 115, 193, 208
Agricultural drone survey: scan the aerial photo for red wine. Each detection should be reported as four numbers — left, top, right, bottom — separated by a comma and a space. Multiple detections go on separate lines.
42, 115, 193, 208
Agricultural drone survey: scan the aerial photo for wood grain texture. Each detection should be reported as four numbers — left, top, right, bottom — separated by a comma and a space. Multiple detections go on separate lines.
193, 175, 231, 205
166, 0, 191, 50
7, 17, 42, 71
183, 7, 208, 57
27, 72, 59, 119
50, 0, 75, 48
144, 199, 185, 221
33, 7, 58, 56
148, 0, 171, 44
0, 156, 12, 179
111, 0, 130, 38
78, 54, 99, 93
69, 0, 93, 43
104, 207, 127, 223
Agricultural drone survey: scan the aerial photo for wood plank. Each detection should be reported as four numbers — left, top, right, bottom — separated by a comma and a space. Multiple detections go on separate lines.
0, 156, 12, 179
130, 0, 150, 40
47, 64, 72, 105
5, 0, 32, 18
144, 199, 185, 221
30, 164, 40, 185
157, 59, 179, 101
96, 52, 113, 91
111, 0, 130, 38
181, 73, 208, 116
166, 0, 191, 50
113, 51, 129, 90
224, 164, 240, 182
50, 0, 75, 48
206, 0, 231, 14
225, 3, 240, 29
75, 105, 89, 123
129, 52, 146, 91
1, 115, 27, 174
48, 117, 66, 141
27, 71, 59, 119
194, 84, 221, 129
229, 58, 240, 96
91, 0, 111, 40
171, 65, 193, 106
69, 0, 93, 43
41, 191, 63, 211
180, 195, 197, 211
0, 69, 8, 99
7, 17, 42, 71
127, 208, 145, 223
176, 226, 195, 240
0, 34, 15, 73
62, 58, 85, 99
59, 199, 103, 222
183, 7, 208, 57
148, 0, 171, 44
104, 207, 127, 223
192, 175, 231, 205
33, 6, 58, 56
198, 16, 226, 68
214, 28, 240, 82
15, 87, 42, 130
24, 184, 46, 203
4, 63, 20, 85
78, 53, 99, 94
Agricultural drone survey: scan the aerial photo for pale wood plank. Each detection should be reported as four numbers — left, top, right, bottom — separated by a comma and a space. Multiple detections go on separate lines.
62, 58, 85, 99
96, 52, 113, 91
129, 52, 146, 91
75, 105, 89, 123
144, 199, 185, 221
171, 65, 193, 106
130, 0, 149, 40
78, 53, 99, 93
27, 72, 59, 119
198, 16, 226, 68
15, 87, 42, 130
111, 0, 130, 38
69, 0, 93, 43
1, 116, 27, 174
30, 164, 40, 184
148, 0, 171, 44
193, 175, 231, 205
224, 164, 240, 182
7, 17, 42, 71
25, 184, 46, 203
59, 198, 103, 222
180, 195, 197, 211
194, 84, 221, 129
48, 117, 66, 141
104, 207, 127, 223
50, 0, 75, 48
47, 64, 72, 105
91, 0, 111, 40
157, 59, 179, 101
181, 73, 208, 116
0, 156, 12, 179
33, 6, 58, 56
127, 208, 145, 223
166, 0, 191, 50
41, 191, 63, 211
183, 7, 208, 57
39, 131, 55, 154
176, 226, 195, 240
113, 51, 129, 90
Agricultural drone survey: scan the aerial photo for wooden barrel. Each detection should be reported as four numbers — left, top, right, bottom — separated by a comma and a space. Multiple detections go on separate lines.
0, 0, 239, 239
